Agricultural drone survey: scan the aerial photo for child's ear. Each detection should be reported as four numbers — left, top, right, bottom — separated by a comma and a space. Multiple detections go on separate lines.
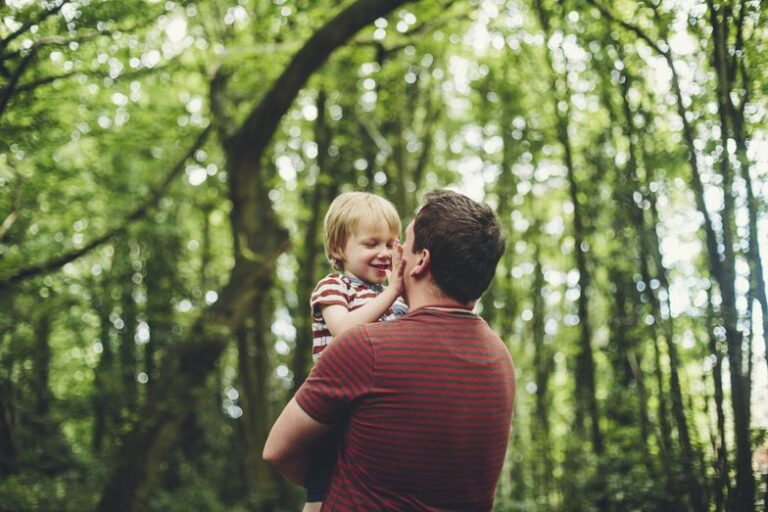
329, 248, 344, 262
410, 249, 430, 278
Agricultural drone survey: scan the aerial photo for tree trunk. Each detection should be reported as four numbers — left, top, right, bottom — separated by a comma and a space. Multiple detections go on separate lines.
0, 295, 17, 476
711, 0, 768, 387
482, 70, 518, 332
32, 311, 53, 419
96, 275, 261, 512
291, 89, 331, 393
0, 381, 15, 476
597, 62, 653, 461
92, 293, 115, 454
644, 158, 707, 511
144, 232, 178, 393
732, 98, 768, 388
118, 242, 138, 415
704, 3, 754, 509
666, 30, 749, 512
707, 286, 730, 512
607, 45, 693, 504
390, 79, 408, 215
497, 86, 520, 341
534, 0, 602, 454
238, 293, 278, 511
531, 244, 554, 504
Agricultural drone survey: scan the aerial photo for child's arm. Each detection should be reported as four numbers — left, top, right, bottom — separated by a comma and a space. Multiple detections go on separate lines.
321, 243, 404, 336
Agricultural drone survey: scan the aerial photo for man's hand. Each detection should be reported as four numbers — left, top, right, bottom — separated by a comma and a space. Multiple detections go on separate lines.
263, 398, 332, 486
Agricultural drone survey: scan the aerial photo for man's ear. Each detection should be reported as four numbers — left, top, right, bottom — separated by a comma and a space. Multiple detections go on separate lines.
410, 249, 430, 278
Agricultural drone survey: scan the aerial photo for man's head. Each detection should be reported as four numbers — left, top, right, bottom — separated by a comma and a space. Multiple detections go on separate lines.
324, 192, 401, 282
404, 190, 505, 305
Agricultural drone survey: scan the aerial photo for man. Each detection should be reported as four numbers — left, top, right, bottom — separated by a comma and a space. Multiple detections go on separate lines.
263, 190, 516, 510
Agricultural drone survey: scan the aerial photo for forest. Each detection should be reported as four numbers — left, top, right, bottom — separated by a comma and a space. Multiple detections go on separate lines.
0, 0, 766, 510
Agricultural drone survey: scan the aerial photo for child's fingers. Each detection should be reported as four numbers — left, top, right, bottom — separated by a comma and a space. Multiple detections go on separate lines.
391, 242, 402, 266
394, 242, 403, 260
394, 250, 405, 278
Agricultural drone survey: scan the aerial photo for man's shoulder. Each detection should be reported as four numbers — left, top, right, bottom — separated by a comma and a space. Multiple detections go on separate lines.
477, 322, 512, 356
358, 311, 423, 340
322, 324, 374, 359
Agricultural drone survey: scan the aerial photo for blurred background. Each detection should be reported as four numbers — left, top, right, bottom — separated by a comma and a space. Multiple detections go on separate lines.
0, 0, 766, 510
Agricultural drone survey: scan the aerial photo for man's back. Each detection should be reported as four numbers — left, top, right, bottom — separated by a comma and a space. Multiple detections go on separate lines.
296, 307, 516, 511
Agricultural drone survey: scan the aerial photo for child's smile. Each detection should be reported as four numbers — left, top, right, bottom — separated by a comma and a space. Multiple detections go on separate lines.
337, 221, 398, 286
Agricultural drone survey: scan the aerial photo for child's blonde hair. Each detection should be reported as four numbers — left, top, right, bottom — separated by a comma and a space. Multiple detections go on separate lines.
324, 192, 401, 271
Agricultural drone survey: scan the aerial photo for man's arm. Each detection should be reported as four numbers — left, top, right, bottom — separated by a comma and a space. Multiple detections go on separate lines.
262, 397, 332, 486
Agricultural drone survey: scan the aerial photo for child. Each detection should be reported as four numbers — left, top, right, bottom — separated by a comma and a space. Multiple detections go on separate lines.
304, 191, 408, 509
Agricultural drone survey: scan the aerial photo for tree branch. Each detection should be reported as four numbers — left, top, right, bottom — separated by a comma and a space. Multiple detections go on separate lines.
0, 47, 37, 119
2, 30, 109, 62
353, 2, 465, 57
0, 30, 112, 117
209, 63, 237, 142
7, 69, 79, 93
412, 88, 439, 194
585, 0, 667, 56
0, 125, 212, 289
5, 60, 175, 97
731, 0, 745, 76
355, 109, 393, 158
232, 0, 414, 159
0, 1, 69, 55
731, 0, 748, 114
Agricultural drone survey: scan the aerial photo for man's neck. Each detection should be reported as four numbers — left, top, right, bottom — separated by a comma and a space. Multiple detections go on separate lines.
406, 287, 473, 312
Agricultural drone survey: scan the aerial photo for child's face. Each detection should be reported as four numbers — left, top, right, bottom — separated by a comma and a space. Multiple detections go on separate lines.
337, 220, 398, 285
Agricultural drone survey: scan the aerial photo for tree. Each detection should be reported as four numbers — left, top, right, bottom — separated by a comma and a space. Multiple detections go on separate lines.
96, 1, 420, 510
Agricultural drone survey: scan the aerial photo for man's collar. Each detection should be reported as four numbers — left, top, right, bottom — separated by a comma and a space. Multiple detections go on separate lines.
409, 301, 476, 314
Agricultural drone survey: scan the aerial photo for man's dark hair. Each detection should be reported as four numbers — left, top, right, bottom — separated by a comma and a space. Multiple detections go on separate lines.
414, 190, 505, 304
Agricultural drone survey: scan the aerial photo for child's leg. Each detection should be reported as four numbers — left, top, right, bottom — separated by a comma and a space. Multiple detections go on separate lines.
304, 430, 337, 507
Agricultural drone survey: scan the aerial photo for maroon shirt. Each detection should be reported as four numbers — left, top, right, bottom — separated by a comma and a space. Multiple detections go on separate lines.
295, 307, 516, 511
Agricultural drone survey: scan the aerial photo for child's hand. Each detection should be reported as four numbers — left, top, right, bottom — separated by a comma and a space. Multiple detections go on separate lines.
387, 241, 405, 294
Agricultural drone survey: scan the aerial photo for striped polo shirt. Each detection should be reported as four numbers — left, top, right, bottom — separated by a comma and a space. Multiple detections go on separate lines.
295, 307, 516, 511
310, 273, 408, 361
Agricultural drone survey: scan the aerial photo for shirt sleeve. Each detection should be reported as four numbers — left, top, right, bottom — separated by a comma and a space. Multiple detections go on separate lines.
310, 274, 351, 316
295, 325, 375, 425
